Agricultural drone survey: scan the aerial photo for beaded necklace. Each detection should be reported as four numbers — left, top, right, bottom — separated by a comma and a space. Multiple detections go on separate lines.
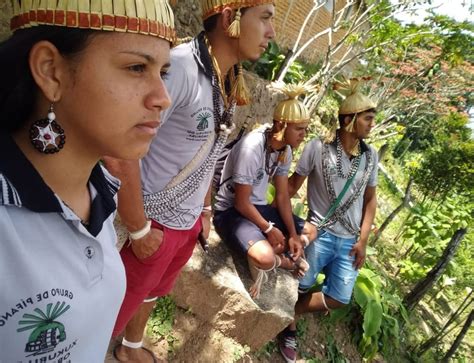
336, 133, 361, 179
205, 36, 230, 108
142, 36, 236, 220
263, 128, 285, 177
320, 139, 375, 235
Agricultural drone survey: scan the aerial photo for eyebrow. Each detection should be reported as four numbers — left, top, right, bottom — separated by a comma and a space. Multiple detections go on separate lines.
119, 51, 171, 69
119, 51, 156, 64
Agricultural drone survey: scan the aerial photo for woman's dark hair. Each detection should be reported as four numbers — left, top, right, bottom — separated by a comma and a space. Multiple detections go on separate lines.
338, 108, 377, 128
203, 7, 248, 33
0, 26, 96, 133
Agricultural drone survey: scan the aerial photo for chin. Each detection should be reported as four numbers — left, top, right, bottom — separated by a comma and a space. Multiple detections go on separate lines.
246, 52, 261, 63
112, 143, 151, 160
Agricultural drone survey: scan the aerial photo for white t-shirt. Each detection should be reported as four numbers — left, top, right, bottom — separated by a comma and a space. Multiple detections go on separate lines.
295, 138, 378, 238
141, 35, 216, 229
0, 134, 126, 362
215, 126, 292, 211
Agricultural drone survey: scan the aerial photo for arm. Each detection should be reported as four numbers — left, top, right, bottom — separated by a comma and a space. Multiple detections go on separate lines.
102, 157, 163, 259
274, 174, 303, 259
200, 182, 213, 239
288, 172, 307, 198
234, 183, 285, 249
350, 186, 377, 269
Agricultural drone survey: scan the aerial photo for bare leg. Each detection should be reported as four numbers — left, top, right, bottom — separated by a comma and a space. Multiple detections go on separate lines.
247, 240, 279, 298
114, 299, 157, 362
285, 292, 345, 333
296, 291, 345, 315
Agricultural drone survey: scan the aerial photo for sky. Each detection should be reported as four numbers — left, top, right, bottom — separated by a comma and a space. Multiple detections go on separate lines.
393, 0, 473, 24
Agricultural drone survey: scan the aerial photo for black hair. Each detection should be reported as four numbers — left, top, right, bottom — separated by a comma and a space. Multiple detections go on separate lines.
203, 7, 248, 33
338, 108, 377, 128
0, 26, 96, 133
203, 14, 219, 33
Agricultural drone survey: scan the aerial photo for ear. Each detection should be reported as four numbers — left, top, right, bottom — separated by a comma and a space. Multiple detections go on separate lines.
28, 40, 68, 103
273, 120, 284, 132
343, 115, 353, 126
220, 7, 234, 31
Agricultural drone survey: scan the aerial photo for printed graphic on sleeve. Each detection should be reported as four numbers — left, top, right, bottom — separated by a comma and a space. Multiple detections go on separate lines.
17, 301, 69, 356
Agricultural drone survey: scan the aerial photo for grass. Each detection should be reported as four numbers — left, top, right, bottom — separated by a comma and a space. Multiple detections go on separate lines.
146, 296, 177, 353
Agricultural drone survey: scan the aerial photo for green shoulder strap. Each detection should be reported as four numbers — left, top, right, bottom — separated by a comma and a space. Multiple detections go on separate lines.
319, 160, 361, 226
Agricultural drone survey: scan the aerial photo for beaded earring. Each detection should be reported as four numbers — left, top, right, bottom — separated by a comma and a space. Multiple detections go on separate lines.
29, 103, 66, 154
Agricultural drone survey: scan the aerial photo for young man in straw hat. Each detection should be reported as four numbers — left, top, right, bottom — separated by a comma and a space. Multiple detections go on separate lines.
1, 0, 174, 361
213, 84, 317, 299
277, 79, 378, 363
105, 1, 276, 361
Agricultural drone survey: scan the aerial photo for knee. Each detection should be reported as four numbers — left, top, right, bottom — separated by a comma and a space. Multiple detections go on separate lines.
325, 295, 346, 310
248, 242, 276, 270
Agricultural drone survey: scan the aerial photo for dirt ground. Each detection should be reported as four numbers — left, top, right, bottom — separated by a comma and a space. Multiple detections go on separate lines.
105, 306, 362, 363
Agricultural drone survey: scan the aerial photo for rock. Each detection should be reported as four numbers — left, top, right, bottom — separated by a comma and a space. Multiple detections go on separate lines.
171, 228, 299, 349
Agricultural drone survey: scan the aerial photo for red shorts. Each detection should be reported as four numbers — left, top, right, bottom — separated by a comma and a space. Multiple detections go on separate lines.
112, 218, 201, 337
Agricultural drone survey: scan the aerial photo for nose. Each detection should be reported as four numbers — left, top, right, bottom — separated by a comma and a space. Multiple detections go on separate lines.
145, 77, 171, 112
267, 20, 276, 39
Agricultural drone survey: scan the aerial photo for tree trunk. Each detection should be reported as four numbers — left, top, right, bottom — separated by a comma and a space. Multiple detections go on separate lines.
417, 292, 473, 355
442, 309, 474, 362
403, 228, 467, 311
371, 177, 413, 244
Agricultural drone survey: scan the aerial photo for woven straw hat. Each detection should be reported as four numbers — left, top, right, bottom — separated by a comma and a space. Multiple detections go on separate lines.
201, 0, 273, 20
336, 78, 377, 115
10, 0, 176, 43
272, 82, 312, 124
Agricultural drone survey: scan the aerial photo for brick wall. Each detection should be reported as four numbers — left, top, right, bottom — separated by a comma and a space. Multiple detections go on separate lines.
0, 1, 355, 63
274, 0, 354, 63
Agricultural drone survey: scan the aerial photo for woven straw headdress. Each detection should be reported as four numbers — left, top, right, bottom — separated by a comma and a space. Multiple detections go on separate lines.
271, 82, 312, 141
336, 78, 377, 116
10, 0, 176, 43
273, 82, 311, 123
334, 77, 376, 133
201, 0, 273, 20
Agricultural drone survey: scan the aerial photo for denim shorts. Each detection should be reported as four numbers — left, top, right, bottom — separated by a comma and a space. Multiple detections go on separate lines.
299, 229, 358, 304
213, 205, 305, 255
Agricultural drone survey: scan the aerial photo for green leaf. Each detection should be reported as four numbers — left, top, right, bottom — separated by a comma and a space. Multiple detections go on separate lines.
354, 274, 377, 308
266, 184, 275, 204
363, 300, 383, 337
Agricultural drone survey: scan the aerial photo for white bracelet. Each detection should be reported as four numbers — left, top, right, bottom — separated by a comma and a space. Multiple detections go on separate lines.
122, 337, 143, 349
263, 221, 274, 234
202, 205, 212, 215
128, 220, 151, 240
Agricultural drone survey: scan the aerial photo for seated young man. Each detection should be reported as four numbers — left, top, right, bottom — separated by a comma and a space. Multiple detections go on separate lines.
278, 79, 379, 363
213, 85, 317, 298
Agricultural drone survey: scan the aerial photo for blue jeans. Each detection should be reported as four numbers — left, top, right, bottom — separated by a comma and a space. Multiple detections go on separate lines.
299, 229, 358, 304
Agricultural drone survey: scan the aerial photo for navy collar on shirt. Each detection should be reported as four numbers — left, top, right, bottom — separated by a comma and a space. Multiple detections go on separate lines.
0, 132, 119, 236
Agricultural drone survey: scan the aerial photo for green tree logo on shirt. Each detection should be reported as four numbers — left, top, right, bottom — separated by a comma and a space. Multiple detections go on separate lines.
196, 112, 212, 131
17, 301, 70, 355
